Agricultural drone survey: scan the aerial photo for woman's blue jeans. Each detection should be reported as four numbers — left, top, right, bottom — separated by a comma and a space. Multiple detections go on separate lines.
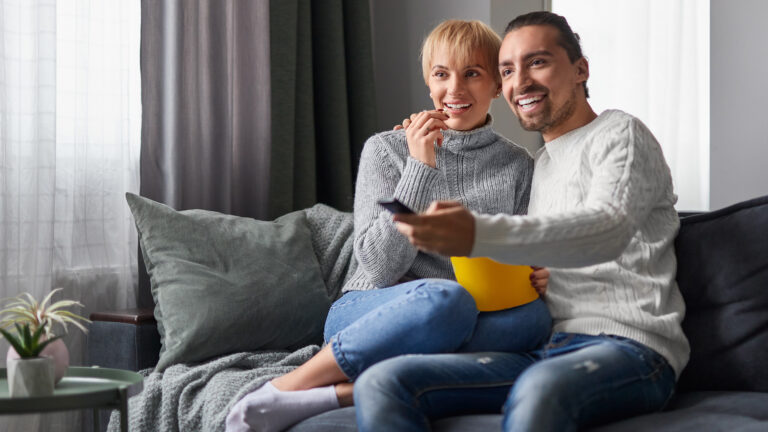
354, 332, 677, 432
324, 278, 551, 380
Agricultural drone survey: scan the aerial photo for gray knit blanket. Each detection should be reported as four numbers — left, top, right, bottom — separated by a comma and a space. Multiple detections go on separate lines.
108, 204, 356, 432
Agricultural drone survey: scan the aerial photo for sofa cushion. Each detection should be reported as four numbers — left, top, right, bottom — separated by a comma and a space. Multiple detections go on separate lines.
289, 392, 768, 431
126, 193, 330, 371
591, 391, 768, 431
675, 194, 768, 392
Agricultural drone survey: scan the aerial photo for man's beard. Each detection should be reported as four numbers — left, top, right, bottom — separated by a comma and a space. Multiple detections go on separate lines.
514, 87, 577, 134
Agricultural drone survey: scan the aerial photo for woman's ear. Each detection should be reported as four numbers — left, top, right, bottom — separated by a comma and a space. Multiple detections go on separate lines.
494, 83, 503, 98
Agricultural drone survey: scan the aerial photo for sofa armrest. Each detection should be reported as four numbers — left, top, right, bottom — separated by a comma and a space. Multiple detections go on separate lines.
88, 308, 161, 372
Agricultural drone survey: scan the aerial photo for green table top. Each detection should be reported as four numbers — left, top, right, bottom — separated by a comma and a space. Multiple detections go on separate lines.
0, 366, 143, 414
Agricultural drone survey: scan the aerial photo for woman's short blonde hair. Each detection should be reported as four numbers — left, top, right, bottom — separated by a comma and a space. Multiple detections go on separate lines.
420, 20, 502, 86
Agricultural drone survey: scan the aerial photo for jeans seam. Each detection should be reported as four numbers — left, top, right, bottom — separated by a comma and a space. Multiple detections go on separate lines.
571, 370, 671, 419
330, 337, 355, 380
608, 338, 670, 381
413, 380, 518, 402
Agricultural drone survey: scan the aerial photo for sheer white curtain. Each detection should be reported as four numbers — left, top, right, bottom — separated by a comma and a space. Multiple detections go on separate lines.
552, 0, 710, 211
0, 0, 140, 430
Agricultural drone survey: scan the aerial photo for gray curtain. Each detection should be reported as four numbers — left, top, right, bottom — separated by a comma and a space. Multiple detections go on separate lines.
139, 0, 377, 304
140, 0, 376, 217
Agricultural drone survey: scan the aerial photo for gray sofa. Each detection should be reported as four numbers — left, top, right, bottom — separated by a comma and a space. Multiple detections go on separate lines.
89, 194, 768, 431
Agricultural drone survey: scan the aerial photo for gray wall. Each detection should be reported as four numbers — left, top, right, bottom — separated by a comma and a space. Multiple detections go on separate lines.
370, 0, 545, 155
710, 0, 768, 209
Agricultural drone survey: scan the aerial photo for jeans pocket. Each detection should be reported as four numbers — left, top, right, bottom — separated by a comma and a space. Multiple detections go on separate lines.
606, 336, 671, 381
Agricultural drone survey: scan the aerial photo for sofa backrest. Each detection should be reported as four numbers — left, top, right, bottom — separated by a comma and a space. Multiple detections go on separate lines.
675, 194, 768, 392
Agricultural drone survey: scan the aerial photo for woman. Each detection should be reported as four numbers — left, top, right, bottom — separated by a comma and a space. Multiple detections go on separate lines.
226, 20, 552, 432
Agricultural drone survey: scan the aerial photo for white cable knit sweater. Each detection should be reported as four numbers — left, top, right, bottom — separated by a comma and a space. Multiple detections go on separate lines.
472, 110, 690, 377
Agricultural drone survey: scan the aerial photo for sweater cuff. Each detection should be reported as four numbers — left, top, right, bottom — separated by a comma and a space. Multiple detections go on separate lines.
394, 157, 441, 213
470, 211, 494, 257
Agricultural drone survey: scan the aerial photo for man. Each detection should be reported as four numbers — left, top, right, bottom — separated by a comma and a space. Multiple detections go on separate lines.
352, 11, 690, 432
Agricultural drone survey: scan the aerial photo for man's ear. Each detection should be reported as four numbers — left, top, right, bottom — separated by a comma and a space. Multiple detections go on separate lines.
575, 57, 589, 84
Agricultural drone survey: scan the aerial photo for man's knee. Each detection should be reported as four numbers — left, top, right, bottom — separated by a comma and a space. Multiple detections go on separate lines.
505, 362, 567, 411
355, 356, 421, 402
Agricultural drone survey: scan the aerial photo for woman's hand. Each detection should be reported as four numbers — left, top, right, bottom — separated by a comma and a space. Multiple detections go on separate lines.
530, 266, 550, 296
393, 110, 449, 168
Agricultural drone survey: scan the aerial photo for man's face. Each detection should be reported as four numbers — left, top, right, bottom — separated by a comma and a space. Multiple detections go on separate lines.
498, 25, 587, 141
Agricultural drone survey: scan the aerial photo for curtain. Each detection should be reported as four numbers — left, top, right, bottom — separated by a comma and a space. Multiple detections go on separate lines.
552, 0, 710, 211
0, 0, 141, 430
140, 0, 377, 219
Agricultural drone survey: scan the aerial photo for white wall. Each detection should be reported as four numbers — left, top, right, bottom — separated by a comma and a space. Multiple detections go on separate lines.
370, 0, 545, 154
710, 0, 768, 209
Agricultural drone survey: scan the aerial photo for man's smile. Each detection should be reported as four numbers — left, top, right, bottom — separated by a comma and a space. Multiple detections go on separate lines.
515, 94, 545, 113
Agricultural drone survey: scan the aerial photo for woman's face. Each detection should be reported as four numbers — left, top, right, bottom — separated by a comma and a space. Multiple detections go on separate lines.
428, 47, 500, 131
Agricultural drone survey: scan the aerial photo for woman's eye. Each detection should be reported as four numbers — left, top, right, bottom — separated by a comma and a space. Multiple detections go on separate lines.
434, 71, 446, 78
465, 70, 480, 78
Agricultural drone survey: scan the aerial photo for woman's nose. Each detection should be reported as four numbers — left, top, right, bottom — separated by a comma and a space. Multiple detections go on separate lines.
448, 76, 466, 96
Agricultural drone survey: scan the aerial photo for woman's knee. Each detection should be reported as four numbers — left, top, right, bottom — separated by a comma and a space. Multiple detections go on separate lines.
411, 279, 477, 318
406, 280, 478, 337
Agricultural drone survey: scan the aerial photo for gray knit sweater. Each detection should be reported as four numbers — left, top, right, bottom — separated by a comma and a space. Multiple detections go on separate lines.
342, 117, 533, 292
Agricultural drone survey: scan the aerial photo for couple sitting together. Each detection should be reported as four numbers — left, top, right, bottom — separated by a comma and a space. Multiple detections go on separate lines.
227, 10, 690, 432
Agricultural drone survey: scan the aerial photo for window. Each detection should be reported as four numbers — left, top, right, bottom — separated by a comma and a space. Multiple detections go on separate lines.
552, 0, 710, 210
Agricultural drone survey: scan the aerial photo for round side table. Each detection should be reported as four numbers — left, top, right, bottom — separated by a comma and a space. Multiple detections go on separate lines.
0, 366, 143, 432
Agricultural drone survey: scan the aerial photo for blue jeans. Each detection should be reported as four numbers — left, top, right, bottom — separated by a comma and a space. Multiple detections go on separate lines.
324, 279, 551, 380
354, 332, 676, 432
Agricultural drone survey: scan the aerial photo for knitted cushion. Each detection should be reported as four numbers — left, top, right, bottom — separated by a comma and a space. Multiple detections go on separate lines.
126, 193, 330, 371
675, 194, 768, 392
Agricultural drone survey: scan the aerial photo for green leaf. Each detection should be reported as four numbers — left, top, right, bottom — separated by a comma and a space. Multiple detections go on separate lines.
0, 327, 30, 357
34, 335, 62, 355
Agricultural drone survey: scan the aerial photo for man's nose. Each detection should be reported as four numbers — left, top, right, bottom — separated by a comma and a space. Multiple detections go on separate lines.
512, 69, 531, 93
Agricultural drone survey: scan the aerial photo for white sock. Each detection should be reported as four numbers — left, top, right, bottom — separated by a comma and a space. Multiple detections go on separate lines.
225, 381, 340, 432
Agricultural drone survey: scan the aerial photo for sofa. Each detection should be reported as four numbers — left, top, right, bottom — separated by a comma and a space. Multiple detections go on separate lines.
88, 194, 768, 431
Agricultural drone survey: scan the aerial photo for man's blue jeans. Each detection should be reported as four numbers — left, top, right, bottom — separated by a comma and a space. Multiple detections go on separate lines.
324, 279, 551, 380
354, 332, 676, 432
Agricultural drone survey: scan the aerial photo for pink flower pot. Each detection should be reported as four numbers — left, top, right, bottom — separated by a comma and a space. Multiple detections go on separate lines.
7, 338, 70, 383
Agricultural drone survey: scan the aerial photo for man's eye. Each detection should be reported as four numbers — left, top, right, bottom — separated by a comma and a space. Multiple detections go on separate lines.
531, 59, 545, 66
500, 68, 513, 77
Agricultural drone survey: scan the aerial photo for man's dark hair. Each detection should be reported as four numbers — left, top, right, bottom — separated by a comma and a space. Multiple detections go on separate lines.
505, 11, 589, 98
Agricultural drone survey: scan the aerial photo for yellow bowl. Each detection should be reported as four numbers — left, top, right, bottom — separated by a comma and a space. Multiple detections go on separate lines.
451, 257, 539, 312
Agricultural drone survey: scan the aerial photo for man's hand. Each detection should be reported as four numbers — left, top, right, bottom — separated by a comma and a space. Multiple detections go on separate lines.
393, 201, 474, 256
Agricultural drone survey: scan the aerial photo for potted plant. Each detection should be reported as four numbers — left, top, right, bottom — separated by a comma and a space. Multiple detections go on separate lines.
1, 288, 90, 385
0, 321, 60, 396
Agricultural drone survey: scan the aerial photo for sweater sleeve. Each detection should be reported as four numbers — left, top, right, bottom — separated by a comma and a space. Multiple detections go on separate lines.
353, 133, 443, 287
513, 154, 534, 215
472, 118, 670, 267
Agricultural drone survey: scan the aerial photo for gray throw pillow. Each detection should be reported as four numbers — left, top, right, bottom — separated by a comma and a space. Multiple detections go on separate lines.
126, 193, 331, 371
